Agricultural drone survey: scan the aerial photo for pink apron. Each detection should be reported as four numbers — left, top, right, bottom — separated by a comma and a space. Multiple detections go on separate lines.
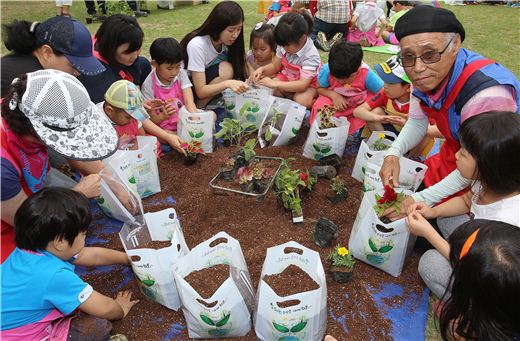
151, 72, 184, 132
310, 64, 369, 134
276, 54, 318, 87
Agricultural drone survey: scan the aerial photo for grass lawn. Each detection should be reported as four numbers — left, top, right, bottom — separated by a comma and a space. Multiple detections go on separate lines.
1, 2, 517, 340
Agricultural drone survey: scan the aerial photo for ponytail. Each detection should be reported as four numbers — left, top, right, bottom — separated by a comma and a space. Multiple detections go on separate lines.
2, 20, 40, 55
274, 11, 313, 46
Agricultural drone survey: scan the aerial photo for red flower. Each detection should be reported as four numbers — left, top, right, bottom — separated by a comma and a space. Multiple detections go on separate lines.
299, 171, 309, 186
378, 185, 398, 204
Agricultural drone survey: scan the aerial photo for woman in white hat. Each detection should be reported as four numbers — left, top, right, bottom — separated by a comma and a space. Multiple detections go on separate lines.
0, 70, 119, 262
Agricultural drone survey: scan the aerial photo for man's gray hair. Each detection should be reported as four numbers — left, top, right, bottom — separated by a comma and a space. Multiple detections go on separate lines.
445, 32, 458, 52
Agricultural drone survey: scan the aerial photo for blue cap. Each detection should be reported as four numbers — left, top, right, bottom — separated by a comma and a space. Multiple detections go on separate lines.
35, 16, 105, 76
374, 56, 411, 84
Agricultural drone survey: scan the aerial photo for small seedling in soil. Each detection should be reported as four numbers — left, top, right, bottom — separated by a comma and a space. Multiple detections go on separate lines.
327, 244, 355, 283
237, 166, 254, 192
214, 117, 256, 146
327, 177, 348, 204
371, 133, 391, 151
181, 140, 205, 166
373, 185, 405, 222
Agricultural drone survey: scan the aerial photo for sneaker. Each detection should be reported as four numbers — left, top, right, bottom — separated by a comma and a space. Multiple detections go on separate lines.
327, 32, 343, 50
317, 31, 330, 51
133, 11, 148, 17
109, 334, 128, 341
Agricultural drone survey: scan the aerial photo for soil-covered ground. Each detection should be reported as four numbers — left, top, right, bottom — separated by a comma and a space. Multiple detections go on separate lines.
80, 129, 425, 340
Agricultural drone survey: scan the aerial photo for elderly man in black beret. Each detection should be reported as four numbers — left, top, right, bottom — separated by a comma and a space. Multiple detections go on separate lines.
379, 6, 520, 220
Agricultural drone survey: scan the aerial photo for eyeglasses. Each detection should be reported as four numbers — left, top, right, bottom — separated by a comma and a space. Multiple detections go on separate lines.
398, 35, 455, 68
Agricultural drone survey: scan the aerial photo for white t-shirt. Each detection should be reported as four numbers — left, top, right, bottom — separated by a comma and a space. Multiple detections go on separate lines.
141, 68, 192, 100
186, 35, 228, 73
353, 2, 385, 32
470, 181, 520, 227
275, 37, 321, 76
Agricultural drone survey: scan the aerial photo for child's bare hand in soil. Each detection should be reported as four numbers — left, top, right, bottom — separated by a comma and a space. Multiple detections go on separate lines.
115, 291, 139, 318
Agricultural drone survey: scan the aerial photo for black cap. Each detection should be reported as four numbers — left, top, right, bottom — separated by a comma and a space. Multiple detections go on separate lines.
395, 6, 465, 42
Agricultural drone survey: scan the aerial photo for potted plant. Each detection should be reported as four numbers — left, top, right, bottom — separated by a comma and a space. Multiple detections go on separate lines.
220, 158, 236, 181
214, 117, 255, 146
371, 133, 391, 151
327, 244, 355, 283
181, 140, 205, 166
313, 217, 338, 247
373, 185, 405, 223
263, 109, 283, 145
274, 159, 316, 223
317, 105, 338, 130
233, 138, 257, 169
327, 177, 348, 204
252, 162, 270, 193
237, 166, 254, 193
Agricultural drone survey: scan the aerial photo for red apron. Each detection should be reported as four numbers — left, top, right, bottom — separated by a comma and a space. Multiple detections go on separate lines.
421, 59, 494, 188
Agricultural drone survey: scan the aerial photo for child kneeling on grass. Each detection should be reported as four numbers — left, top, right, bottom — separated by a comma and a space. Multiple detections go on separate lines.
354, 55, 438, 158
0, 187, 138, 340
309, 41, 383, 135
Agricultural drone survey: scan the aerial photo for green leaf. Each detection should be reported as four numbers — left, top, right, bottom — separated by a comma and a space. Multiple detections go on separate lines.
265, 129, 272, 142
200, 314, 215, 326
290, 320, 307, 333
142, 279, 155, 287
245, 138, 257, 149
188, 131, 195, 138
215, 313, 230, 327
378, 245, 393, 253
239, 102, 251, 116
321, 145, 332, 154
195, 132, 204, 138
312, 143, 321, 152
272, 322, 290, 333
368, 238, 378, 252
97, 197, 105, 204
291, 127, 299, 135
128, 177, 136, 184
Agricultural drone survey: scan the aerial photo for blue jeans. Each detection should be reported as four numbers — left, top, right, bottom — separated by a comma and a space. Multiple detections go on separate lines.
310, 18, 348, 46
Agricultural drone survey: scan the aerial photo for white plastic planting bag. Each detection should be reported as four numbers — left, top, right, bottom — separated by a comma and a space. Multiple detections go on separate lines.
303, 116, 350, 160
258, 97, 306, 148
105, 135, 160, 198
222, 88, 237, 118
119, 208, 188, 310
362, 154, 428, 193
97, 168, 144, 225
254, 241, 327, 341
352, 131, 397, 182
177, 106, 215, 153
173, 232, 255, 339
348, 188, 416, 277
234, 87, 274, 130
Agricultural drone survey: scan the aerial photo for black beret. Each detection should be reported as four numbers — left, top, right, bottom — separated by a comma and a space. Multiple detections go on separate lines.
395, 6, 465, 42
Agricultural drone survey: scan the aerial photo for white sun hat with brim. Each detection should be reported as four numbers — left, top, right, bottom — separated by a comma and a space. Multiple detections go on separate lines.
18, 69, 119, 160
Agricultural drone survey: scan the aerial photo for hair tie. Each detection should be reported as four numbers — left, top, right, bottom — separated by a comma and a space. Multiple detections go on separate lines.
255, 22, 263, 30
29, 21, 39, 33
459, 228, 480, 260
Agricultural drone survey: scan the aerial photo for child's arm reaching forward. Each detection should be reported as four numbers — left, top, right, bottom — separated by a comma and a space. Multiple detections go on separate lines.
250, 56, 282, 83
141, 119, 186, 156
73, 247, 129, 267
406, 211, 450, 259
259, 75, 312, 94
79, 290, 139, 320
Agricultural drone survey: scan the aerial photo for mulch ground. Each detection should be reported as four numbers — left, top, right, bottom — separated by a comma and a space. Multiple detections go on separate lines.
80, 128, 426, 340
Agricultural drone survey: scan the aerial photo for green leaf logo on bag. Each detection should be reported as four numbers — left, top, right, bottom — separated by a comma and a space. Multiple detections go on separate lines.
366, 238, 393, 265
251, 104, 260, 113
246, 113, 256, 123
272, 320, 307, 340
291, 127, 299, 136
97, 196, 105, 204
200, 312, 231, 336
141, 274, 155, 287
128, 176, 136, 184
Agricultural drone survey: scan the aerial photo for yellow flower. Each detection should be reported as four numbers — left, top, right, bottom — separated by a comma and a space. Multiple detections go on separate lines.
338, 247, 348, 256
378, 133, 386, 139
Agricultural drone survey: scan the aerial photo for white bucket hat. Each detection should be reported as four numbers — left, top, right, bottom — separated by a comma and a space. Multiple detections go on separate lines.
18, 69, 118, 160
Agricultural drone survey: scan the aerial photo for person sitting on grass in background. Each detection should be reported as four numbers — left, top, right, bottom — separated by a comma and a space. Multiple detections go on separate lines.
99, 80, 186, 156
246, 23, 276, 76
354, 55, 438, 158
381, 1, 414, 45
405, 111, 520, 300
347, 0, 388, 47
309, 41, 383, 135
141, 37, 198, 133
0, 187, 138, 340
310, 0, 350, 52
251, 10, 321, 109
438, 219, 520, 341
180, 1, 249, 108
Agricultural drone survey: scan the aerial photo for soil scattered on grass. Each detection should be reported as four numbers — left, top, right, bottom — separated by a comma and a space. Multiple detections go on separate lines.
263, 264, 320, 297
184, 264, 230, 299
